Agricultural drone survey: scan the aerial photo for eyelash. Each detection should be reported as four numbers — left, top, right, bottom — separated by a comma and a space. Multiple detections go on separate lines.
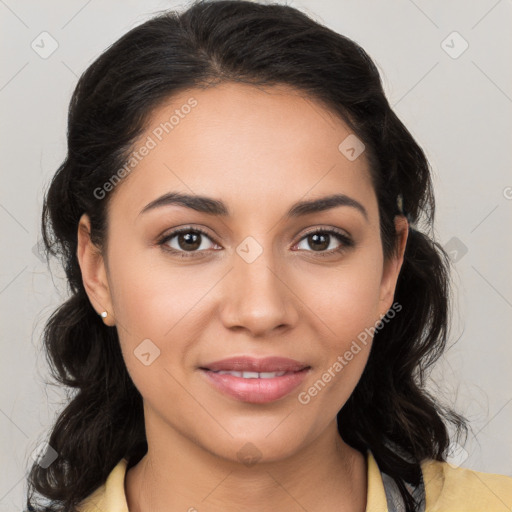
157, 226, 354, 259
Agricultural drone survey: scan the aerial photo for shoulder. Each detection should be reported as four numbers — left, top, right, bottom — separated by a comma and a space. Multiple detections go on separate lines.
76, 458, 129, 512
421, 458, 512, 511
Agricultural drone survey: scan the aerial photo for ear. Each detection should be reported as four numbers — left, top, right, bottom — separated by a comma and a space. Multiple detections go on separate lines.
76, 213, 115, 326
378, 215, 408, 315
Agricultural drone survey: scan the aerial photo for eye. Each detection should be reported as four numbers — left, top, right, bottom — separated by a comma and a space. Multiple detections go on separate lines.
157, 226, 354, 259
157, 227, 219, 258
293, 228, 353, 257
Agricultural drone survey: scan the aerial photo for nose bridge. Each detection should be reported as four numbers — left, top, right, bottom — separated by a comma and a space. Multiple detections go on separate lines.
220, 235, 297, 335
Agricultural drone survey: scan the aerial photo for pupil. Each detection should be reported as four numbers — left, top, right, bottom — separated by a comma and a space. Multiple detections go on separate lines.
310, 233, 328, 251
179, 232, 201, 250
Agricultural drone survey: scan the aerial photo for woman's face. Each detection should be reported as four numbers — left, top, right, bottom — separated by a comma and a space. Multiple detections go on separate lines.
78, 82, 407, 463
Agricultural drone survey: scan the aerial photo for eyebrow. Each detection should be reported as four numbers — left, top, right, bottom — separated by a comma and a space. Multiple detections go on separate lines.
138, 192, 368, 221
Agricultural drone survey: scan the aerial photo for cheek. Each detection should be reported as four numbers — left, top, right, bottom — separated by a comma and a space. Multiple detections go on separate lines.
297, 247, 384, 338
292, 246, 383, 400
106, 244, 221, 393
295, 269, 381, 417
108, 240, 209, 335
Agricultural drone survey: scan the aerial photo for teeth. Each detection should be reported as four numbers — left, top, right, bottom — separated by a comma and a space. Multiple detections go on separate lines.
215, 370, 287, 378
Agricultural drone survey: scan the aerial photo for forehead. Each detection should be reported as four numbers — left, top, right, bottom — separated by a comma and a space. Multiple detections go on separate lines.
108, 82, 377, 223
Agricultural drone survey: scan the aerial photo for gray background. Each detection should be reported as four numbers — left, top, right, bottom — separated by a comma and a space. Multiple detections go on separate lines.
1, 0, 511, 509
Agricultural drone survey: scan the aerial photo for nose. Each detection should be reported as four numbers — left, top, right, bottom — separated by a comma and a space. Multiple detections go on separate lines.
218, 247, 299, 338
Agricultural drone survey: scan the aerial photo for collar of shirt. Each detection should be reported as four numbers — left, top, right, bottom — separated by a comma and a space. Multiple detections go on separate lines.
78, 449, 390, 512
77, 449, 512, 511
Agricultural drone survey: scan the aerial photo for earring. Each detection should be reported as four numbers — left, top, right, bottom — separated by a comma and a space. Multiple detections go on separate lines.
397, 194, 404, 214
101, 311, 108, 318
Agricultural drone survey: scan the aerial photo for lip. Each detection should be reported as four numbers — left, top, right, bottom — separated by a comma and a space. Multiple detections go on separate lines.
200, 356, 309, 373
200, 368, 310, 403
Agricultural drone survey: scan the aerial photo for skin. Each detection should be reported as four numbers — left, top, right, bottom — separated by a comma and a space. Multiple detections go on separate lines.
77, 82, 408, 512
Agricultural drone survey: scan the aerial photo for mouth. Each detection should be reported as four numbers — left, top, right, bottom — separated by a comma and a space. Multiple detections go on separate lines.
207, 370, 293, 378
199, 368, 311, 403
200, 355, 309, 373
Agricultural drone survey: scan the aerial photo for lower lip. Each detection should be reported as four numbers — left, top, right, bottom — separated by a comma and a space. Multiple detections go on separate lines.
200, 368, 310, 404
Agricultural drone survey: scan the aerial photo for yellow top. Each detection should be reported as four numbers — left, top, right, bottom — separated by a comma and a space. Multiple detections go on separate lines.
77, 450, 512, 511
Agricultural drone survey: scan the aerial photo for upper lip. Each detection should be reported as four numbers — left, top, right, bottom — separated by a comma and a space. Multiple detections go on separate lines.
201, 356, 310, 373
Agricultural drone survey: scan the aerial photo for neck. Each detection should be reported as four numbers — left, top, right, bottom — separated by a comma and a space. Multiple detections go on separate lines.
125, 414, 367, 512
